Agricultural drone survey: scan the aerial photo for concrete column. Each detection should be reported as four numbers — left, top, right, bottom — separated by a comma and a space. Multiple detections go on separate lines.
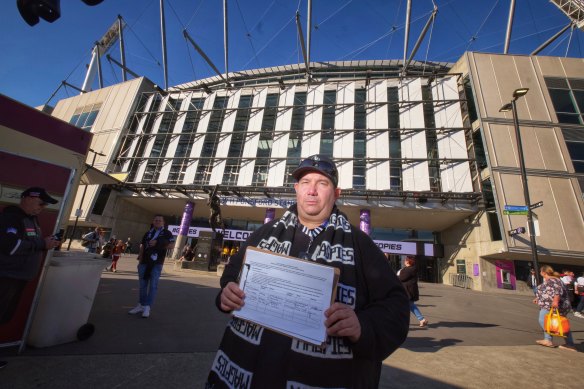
172, 201, 194, 259
360, 209, 371, 235
264, 208, 276, 224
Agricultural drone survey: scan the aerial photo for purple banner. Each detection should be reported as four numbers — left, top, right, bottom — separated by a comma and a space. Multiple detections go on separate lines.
264, 208, 276, 224
359, 209, 371, 235
179, 201, 195, 236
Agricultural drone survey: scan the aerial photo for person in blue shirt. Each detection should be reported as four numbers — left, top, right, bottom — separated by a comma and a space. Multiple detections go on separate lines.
128, 215, 175, 318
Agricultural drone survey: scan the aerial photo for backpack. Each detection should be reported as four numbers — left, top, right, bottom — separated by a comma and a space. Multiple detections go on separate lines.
82, 231, 96, 247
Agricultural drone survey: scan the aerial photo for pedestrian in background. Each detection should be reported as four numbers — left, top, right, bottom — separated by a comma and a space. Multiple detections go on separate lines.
107, 240, 125, 272
124, 237, 132, 254
82, 227, 102, 253
526, 268, 538, 295
560, 269, 576, 308
574, 274, 584, 319
399, 255, 429, 328
533, 265, 576, 351
128, 215, 175, 318
0, 187, 61, 369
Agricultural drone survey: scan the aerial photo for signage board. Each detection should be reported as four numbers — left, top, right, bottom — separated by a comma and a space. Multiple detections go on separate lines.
504, 205, 529, 211
503, 210, 529, 215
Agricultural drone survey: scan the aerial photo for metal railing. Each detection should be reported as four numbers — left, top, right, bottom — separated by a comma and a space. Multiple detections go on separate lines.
449, 273, 473, 289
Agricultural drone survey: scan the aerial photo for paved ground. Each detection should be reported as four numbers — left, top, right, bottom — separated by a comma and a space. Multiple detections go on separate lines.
1, 253, 583, 388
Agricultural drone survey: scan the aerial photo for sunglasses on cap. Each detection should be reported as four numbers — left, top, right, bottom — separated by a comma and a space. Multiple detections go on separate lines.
293, 155, 339, 187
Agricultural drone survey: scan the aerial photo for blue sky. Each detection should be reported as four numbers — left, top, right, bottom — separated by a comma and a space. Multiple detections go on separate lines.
1, 0, 583, 108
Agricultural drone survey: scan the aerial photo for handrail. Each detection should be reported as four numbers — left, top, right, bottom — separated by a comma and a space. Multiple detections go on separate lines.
449, 273, 473, 289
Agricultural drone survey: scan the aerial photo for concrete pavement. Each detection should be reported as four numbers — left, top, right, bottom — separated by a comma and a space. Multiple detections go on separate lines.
1, 253, 583, 388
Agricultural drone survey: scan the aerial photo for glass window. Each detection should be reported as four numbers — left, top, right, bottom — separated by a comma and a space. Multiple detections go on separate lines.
285, 92, 307, 179
387, 87, 400, 128
69, 114, 80, 125
566, 142, 584, 160
573, 90, 584, 113
549, 88, 577, 113
85, 110, 99, 127
77, 112, 90, 128
473, 130, 488, 169
91, 186, 111, 216
487, 211, 502, 241
456, 259, 466, 274
354, 89, 366, 130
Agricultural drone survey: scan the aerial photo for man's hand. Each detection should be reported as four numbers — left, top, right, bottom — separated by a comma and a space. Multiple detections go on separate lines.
324, 302, 361, 343
148, 239, 157, 247
44, 236, 60, 250
220, 282, 245, 312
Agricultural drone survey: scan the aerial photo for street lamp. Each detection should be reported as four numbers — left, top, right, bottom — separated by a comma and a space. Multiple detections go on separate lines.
66, 148, 106, 250
499, 88, 540, 283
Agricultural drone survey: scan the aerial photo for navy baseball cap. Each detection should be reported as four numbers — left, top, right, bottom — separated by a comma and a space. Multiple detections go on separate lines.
292, 155, 339, 188
21, 187, 58, 204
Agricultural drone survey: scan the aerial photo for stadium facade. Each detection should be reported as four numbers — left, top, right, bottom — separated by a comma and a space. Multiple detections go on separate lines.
49, 52, 584, 292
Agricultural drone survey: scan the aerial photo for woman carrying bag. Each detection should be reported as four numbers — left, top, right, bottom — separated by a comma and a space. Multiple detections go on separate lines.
533, 265, 577, 351
398, 256, 429, 327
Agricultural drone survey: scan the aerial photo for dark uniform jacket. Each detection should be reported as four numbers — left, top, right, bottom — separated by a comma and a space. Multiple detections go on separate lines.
0, 205, 47, 280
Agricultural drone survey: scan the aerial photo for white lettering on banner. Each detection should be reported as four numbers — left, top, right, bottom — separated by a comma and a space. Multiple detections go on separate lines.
168, 225, 252, 242
374, 240, 416, 255
220, 196, 296, 209
229, 317, 264, 345
336, 283, 356, 308
291, 337, 353, 359
211, 350, 253, 389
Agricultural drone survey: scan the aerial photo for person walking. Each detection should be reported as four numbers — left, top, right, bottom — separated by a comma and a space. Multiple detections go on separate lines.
128, 215, 175, 318
124, 237, 132, 254
0, 187, 61, 369
107, 240, 125, 272
206, 154, 410, 388
398, 255, 429, 328
82, 227, 103, 253
526, 268, 538, 295
533, 265, 577, 351
574, 274, 584, 319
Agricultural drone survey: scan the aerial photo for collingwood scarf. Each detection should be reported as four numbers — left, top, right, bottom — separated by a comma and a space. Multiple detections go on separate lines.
207, 205, 360, 389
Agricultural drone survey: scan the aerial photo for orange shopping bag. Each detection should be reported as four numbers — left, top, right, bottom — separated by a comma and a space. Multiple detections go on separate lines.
544, 307, 570, 337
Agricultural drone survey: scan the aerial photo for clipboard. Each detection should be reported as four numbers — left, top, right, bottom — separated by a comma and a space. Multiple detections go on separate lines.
234, 246, 340, 346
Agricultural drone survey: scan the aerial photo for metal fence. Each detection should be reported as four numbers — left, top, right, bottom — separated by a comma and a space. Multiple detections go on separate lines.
449, 273, 473, 289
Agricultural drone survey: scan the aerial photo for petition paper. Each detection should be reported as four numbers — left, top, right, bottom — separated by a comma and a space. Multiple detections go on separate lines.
234, 247, 337, 345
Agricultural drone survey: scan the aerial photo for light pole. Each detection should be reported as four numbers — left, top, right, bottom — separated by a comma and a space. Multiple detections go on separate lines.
499, 88, 540, 284
66, 148, 106, 250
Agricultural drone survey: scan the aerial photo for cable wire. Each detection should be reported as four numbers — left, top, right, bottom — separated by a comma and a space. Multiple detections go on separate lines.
235, 0, 262, 68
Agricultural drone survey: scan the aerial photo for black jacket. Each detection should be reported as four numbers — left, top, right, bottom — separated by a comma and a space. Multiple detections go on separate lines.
398, 265, 420, 302
0, 205, 47, 280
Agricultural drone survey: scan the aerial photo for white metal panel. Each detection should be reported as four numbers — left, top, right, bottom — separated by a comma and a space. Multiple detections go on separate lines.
158, 94, 192, 183
183, 93, 216, 184
399, 78, 430, 191
238, 88, 268, 186
301, 84, 325, 157
210, 90, 241, 185
432, 77, 473, 192
366, 80, 390, 190
334, 82, 355, 188
267, 86, 296, 187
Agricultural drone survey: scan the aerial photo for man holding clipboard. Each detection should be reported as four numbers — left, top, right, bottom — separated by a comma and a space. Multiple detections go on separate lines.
207, 155, 410, 388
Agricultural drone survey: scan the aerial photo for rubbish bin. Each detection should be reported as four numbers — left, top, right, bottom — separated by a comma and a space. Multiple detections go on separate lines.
27, 251, 109, 348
